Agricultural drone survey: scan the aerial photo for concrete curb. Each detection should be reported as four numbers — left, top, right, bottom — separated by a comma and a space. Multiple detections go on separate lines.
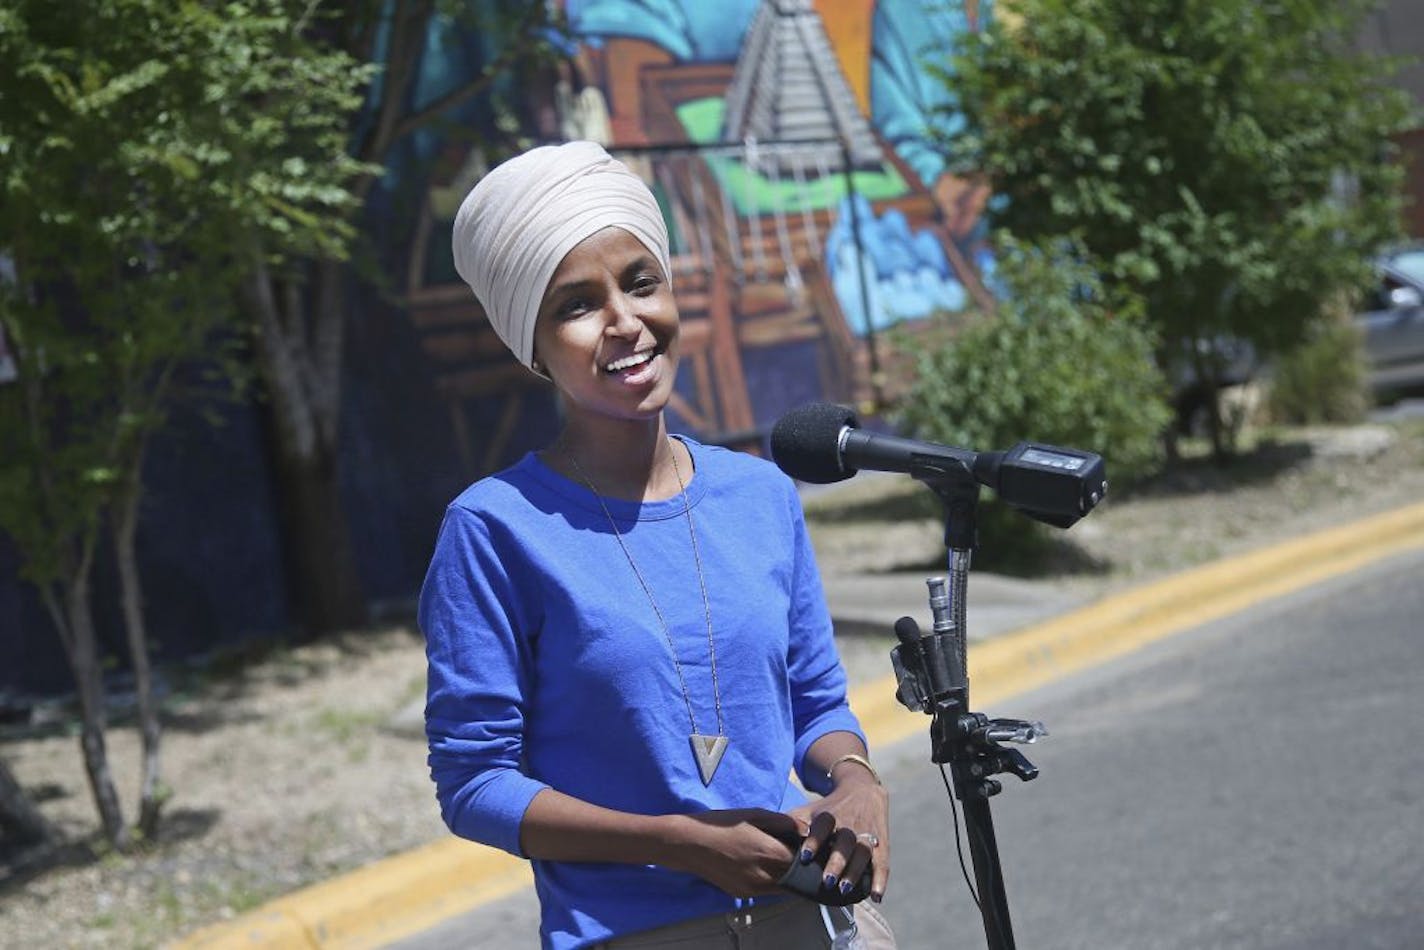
170, 500, 1424, 949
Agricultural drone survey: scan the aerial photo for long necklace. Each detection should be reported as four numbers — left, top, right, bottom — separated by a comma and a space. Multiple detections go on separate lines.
566, 438, 728, 785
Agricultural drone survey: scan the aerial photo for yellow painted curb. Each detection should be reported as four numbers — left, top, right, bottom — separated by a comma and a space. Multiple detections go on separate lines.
174, 499, 1424, 949
848, 499, 1424, 746
169, 838, 531, 949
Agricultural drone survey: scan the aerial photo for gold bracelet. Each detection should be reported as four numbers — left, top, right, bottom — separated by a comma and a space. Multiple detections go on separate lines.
826, 753, 881, 786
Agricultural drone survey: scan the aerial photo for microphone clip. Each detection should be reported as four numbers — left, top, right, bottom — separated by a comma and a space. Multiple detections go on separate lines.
887, 564, 1050, 947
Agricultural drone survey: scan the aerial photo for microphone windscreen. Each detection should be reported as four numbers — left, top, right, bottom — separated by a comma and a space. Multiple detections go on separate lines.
770, 403, 859, 484
893, 615, 922, 646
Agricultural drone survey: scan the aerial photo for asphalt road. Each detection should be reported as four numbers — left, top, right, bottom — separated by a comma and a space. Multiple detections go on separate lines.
881, 545, 1424, 950
391, 547, 1424, 949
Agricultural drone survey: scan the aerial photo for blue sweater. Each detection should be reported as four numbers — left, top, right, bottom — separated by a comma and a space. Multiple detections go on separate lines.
419, 437, 863, 949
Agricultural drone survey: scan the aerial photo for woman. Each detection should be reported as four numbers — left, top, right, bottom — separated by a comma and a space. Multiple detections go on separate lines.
422, 141, 894, 949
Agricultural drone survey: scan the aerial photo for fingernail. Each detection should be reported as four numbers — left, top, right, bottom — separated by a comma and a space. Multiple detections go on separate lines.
839, 880, 854, 896
823, 873, 837, 890
799, 848, 814, 864
871, 891, 883, 904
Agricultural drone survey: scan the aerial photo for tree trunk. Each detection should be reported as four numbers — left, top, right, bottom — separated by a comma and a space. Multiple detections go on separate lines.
1186, 337, 1232, 463
0, 758, 53, 848
1206, 384, 1228, 462
113, 469, 165, 840
270, 439, 368, 636
45, 579, 128, 850
244, 257, 368, 637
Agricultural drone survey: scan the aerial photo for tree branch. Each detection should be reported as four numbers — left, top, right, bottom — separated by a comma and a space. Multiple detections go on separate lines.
384, 4, 551, 148
348, 1, 383, 62
242, 252, 318, 459
39, 585, 75, 670
385, 51, 507, 146
354, 0, 434, 166
312, 258, 345, 450
18, 341, 74, 583
347, 1, 560, 204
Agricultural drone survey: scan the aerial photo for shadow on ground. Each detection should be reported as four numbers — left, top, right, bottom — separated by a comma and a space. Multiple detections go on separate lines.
1113, 438, 1314, 502
811, 488, 1114, 579
4, 626, 424, 740
0, 805, 221, 897
802, 437, 1328, 580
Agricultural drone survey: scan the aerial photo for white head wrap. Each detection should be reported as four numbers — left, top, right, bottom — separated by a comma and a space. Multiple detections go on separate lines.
451, 141, 673, 371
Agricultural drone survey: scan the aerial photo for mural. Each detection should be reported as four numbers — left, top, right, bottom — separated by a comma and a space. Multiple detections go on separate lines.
0, 0, 999, 698
408, 0, 994, 473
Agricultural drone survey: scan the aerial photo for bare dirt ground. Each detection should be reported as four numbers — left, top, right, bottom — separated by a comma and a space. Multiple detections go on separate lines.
2, 416, 1421, 949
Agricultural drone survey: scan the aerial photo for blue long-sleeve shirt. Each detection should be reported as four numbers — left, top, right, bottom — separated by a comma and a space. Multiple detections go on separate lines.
419, 436, 863, 948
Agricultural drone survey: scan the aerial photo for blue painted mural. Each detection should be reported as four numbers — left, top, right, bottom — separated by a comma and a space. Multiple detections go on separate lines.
558, 0, 989, 335
403, 0, 994, 472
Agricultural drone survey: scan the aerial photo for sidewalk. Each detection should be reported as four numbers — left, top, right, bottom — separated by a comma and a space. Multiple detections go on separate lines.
821, 568, 1100, 641
173, 497, 1424, 950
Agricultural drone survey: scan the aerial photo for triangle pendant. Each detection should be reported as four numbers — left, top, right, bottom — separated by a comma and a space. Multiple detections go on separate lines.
690, 733, 728, 785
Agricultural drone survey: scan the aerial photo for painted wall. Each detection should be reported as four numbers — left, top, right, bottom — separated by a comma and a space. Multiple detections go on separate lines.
1, 0, 993, 701
406, 0, 993, 473
566, 0, 993, 327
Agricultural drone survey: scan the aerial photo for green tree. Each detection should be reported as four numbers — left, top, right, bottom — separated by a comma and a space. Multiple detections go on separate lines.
898, 239, 1170, 570
248, 1, 568, 637
939, 0, 1414, 457
899, 238, 1172, 483
0, 0, 370, 849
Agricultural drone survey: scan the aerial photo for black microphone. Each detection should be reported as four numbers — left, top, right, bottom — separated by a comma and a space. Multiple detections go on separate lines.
769, 402, 976, 484
891, 614, 968, 711
770, 402, 1107, 526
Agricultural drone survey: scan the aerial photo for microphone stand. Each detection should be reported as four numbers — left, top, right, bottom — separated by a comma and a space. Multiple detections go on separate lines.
890, 462, 1048, 950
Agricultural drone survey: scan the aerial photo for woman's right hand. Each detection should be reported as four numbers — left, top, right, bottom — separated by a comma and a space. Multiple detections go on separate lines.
663, 808, 804, 897
517, 791, 805, 897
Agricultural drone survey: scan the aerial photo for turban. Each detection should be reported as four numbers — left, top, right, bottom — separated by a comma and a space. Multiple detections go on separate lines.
451, 141, 673, 371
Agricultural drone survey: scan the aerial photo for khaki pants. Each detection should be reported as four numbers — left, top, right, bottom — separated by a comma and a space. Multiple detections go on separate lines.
598, 898, 896, 949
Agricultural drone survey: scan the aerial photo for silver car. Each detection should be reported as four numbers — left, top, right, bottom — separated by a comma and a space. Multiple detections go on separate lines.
1360, 246, 1424, 393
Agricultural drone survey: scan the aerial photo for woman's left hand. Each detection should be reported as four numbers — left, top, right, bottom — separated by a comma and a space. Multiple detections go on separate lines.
788, 764, 890, 902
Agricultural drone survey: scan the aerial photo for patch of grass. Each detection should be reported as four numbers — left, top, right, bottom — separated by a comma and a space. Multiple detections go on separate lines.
311, 707, 382, 745
109, 880, 189, 950
86, 911, 117, 930
212, 876, 272, 915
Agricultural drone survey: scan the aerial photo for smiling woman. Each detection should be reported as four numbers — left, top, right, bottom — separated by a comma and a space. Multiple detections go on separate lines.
532, 228, 682, 432
427, 141, 897, 950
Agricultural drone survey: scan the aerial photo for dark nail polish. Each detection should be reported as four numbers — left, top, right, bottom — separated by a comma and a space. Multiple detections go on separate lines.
838, 880, 854, 896
799, 848, 814, 865
871, 892, 883, 904
823, 873, 837, 890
